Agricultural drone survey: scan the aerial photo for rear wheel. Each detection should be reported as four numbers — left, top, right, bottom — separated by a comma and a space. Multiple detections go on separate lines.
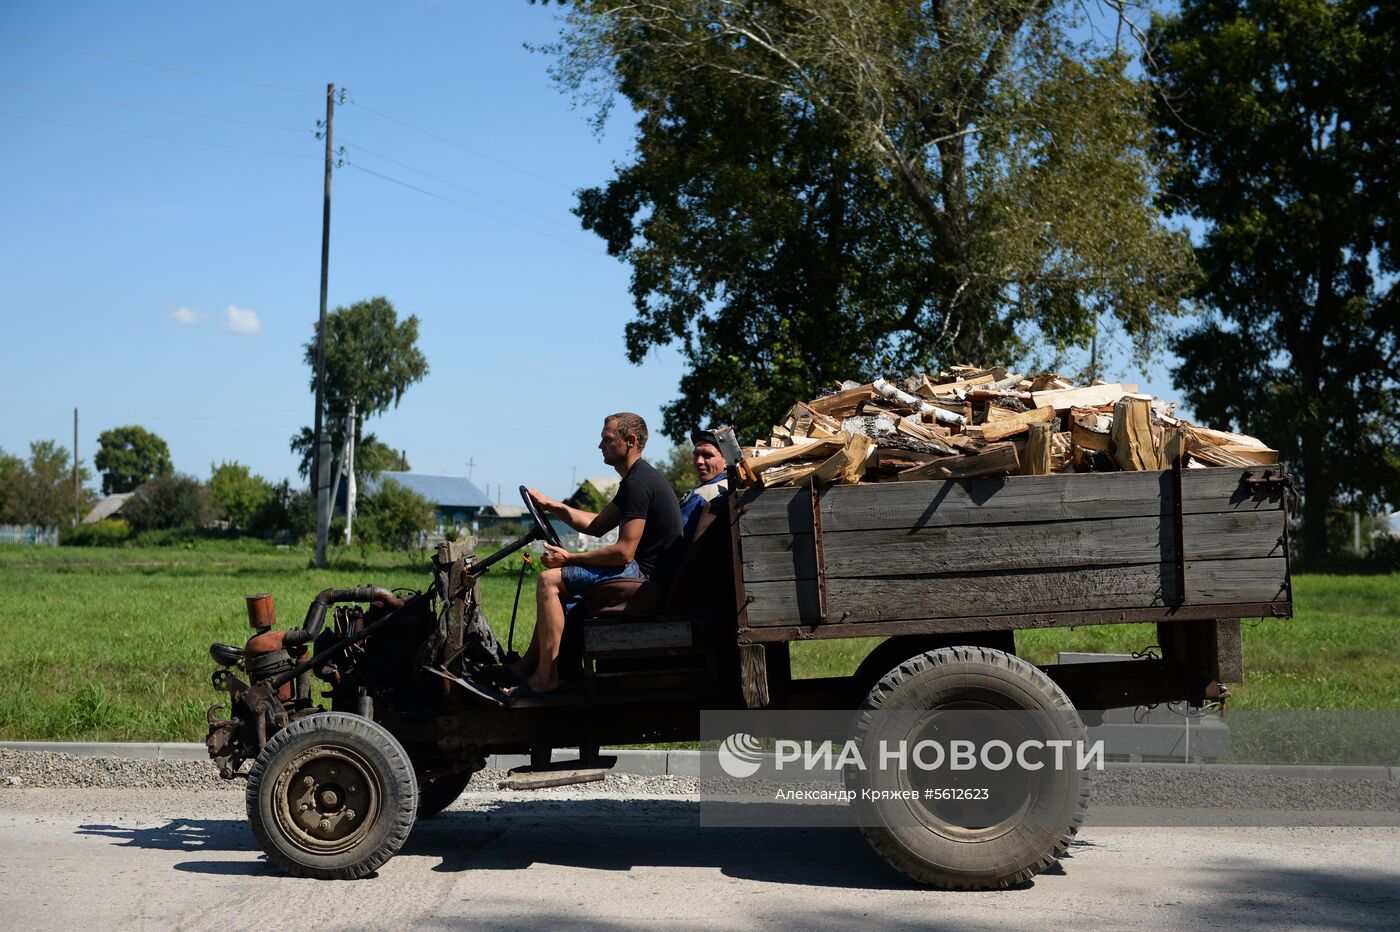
847, 646, 1093, 890
246, 712, 418, 879
416, 771, 473, 818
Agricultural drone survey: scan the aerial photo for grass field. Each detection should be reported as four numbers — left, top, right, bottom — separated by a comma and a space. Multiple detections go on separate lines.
0, 542, 1396, 741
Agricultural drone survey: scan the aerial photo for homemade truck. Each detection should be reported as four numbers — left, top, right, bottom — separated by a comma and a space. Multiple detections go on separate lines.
203, 461, 1292, 888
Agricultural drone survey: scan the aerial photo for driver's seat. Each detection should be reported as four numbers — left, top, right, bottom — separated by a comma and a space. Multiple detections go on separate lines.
581, 577, 668, 617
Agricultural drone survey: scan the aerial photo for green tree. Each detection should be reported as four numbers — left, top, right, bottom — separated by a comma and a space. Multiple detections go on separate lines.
656, 445, 695, 498
122, 473, 210, 531
0, 442, 90, 526
95, 425, 172, 495
289, 430, 406, 484
357, 479, 436, 550
1151, 0, 1399, 562
537, 0, 1196, 441
292, 296, 427, 481
207, 461, 275, 531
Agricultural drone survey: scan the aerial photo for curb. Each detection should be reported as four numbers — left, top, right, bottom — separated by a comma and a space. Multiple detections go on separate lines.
3, 742, 1396, 782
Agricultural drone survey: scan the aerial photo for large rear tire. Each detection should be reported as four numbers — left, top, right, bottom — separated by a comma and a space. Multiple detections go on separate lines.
246, 712, 418, 879
847, 646, 1093, 890
416, 771, 473, 818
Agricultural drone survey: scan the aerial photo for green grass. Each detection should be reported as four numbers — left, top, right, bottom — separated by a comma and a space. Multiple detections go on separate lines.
0, 542, 1395, 741
0, 541, 543, 742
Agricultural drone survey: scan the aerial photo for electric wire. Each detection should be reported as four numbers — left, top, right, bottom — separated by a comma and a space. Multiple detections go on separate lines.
345, 162, 602, 254
347, 98, 572, 190
341, 140, 582, 231
0, 35, 320, 97
0, 82, 312, 134
0, 111, 317, 160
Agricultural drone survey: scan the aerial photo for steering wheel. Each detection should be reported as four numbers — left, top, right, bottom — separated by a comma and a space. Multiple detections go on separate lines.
520, 485, 562, 548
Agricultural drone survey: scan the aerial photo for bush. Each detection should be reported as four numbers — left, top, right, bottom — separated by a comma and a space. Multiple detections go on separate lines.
60, 519, 132, 547
121, 474, 210, 531
1369, 536, 1400, 572
357, 479, 435, 550
207, 461, 275, 531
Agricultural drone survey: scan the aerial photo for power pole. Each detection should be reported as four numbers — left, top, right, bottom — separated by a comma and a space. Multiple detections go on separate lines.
343, 401, 359, 545
72, 408, 79, 525
466, 457, 476, 481
313, 82, 336, 568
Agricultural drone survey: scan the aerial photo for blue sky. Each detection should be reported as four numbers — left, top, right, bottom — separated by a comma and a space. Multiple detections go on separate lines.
1, 0, 1181, 499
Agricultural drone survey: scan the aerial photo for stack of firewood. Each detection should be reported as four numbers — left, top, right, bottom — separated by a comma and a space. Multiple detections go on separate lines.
737, 366, 1278, 488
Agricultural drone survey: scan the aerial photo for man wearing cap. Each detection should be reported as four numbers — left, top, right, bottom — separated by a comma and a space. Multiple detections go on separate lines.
678, 428, 730, 542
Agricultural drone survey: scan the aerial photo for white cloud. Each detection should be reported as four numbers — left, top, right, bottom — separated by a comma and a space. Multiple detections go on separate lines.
220, 305, 262, 336
167, 306, 200, 325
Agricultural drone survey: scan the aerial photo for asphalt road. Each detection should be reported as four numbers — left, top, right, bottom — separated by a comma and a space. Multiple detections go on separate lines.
1, 787, 1397, 930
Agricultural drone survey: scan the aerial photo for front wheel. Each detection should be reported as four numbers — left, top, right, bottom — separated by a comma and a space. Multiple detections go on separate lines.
847, 647, 1093, 890
246, 712, 418, 879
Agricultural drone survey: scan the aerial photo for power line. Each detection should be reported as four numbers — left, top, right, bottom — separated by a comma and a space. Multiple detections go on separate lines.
345, 162, 603, 254
342, 140, 583, 232
348, 98, 573, 190
0, 35, 319, 97
0, 111, 317, 160
0, 82, 312, 134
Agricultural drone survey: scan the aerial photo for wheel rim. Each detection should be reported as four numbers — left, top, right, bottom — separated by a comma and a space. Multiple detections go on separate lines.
271, 743, 383, 857
895, 703, 1038, 841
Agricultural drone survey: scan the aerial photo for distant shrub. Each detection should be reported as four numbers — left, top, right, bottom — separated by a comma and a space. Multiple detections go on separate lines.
122, 474, 210, 531
61, 519, 132, 547
1369, 536, 1400, 572
357, 479, 435, 550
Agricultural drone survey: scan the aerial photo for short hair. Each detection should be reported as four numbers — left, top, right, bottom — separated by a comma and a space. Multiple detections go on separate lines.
605, 412, 648, 450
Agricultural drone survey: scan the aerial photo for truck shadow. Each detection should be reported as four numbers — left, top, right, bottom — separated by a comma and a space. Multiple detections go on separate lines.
402, 797, 935, 890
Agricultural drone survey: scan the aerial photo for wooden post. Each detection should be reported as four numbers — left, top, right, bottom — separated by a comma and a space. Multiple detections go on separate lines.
72, 408, 79, 525
313, 82, 336, 568
738, 643, 770, 708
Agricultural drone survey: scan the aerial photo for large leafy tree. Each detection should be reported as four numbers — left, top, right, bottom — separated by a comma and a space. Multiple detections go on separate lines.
536, 0, 1195, 440
1151, 0, 1398, 561
292, 296, 426, 482
0, 442, 91, 526
94, 425, 172, 495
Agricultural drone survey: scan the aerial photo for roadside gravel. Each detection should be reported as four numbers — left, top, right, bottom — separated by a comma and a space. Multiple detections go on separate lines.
3, 748, 1398, 818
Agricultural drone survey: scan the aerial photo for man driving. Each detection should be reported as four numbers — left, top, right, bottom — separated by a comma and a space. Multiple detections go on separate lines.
507, 412, 682, 696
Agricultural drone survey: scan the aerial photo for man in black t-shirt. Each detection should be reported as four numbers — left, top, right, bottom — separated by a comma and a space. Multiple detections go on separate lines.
508, 412, 683, 695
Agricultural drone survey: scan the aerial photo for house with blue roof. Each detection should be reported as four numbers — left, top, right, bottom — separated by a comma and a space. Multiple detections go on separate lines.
360, 471, 493, 538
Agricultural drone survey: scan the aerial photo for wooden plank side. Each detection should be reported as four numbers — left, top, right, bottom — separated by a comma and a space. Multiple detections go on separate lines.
741, 510, 1286, 583
1182, 510, 1286, 561
744, 557, 1287, 626
742, 516, 1169, 582
739, 468, 1284, 537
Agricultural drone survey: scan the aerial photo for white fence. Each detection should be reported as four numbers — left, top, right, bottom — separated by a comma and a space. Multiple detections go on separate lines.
0, 525, 59, 546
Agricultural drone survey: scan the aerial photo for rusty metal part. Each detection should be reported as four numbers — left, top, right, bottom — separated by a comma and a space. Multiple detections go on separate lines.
271, 744, 382, 857
271, 591, 430, 693
246, 593, 276, 629
292, 587, 404, 648
244, 628, 306, 701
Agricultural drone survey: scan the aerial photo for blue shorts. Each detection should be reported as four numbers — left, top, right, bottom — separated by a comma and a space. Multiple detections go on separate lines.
561, 560, 643, 596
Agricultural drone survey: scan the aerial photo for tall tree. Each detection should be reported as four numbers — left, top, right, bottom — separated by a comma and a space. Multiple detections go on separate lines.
0, 442, 90, 526
537, 0, 1196, 440
1151, 0, 1399, 561
94, 425, 171, 495
291, 296, 426, 482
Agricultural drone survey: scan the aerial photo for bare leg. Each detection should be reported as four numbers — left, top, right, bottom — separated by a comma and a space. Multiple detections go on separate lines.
514, 567, 565, 692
